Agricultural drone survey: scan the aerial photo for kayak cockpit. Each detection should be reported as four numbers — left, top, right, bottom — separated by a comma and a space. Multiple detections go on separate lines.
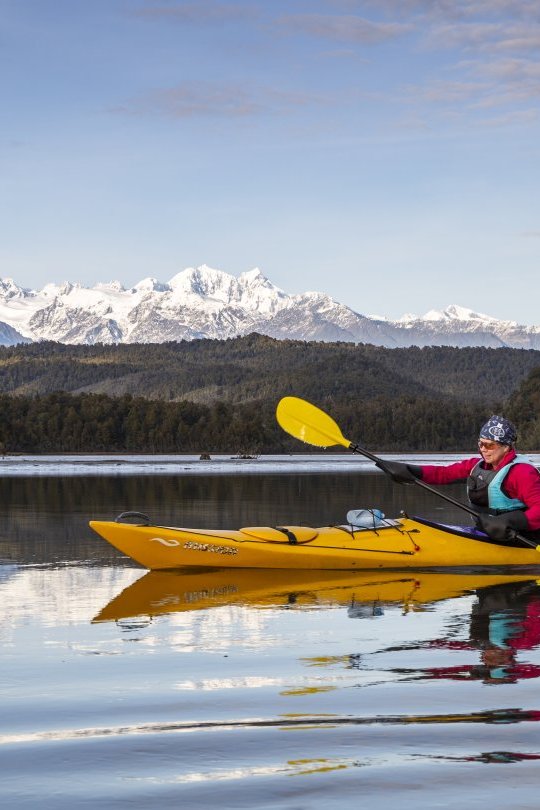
410, 516, 511, 545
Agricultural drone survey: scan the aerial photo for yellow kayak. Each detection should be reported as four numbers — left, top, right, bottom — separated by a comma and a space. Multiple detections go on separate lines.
89, 514, 540, 570
93, 568, 539, 623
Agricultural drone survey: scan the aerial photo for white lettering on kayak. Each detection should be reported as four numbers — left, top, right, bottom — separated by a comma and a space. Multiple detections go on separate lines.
184, 585, 239, 603
184, 541, 238, 555
149, 537, 181, 547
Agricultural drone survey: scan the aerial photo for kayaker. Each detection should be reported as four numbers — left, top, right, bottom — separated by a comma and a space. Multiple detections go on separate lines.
376, 415, 540, 544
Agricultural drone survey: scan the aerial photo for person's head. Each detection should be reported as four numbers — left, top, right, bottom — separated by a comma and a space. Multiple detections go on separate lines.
478, 415, 517, 466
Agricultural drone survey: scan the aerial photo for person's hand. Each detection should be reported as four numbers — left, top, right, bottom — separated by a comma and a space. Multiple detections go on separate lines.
476, 511, 529, 542
375, 460, 420, 484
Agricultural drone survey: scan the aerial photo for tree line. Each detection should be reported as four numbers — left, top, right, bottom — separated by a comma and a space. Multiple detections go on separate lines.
1, 335, 539, 453
0, 391, 501, 454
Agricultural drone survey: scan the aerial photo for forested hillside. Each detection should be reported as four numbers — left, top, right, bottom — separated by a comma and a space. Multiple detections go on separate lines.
0, 392, 495, 454
507, 367, 540, 448
1, 336, 539, 453
1, 335, 539, 403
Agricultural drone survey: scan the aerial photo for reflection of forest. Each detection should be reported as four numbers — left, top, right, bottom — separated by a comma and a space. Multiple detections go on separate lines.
0, 472, 469, 564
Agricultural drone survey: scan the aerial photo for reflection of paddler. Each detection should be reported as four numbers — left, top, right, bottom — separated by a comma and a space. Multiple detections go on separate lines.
471, 580, 540, 683
423, 580, 540, 684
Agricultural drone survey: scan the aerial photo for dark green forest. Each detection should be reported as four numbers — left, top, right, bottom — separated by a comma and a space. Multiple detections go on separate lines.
2, 334, 540, 403
1, 335, 539, 453
0, 391, 499, 454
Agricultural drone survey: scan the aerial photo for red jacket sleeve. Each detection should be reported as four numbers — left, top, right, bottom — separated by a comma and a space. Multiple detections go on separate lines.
420, 457, 478, 485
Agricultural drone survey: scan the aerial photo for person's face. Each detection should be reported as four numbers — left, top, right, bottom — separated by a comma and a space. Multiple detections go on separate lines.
477, 438, 511, 467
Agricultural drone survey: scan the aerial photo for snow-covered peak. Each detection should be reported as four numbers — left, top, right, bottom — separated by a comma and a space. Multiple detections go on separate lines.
168, 265, 236, 300
60, 281, 79, 296
40, 282, 65, 299
95, 280, 125, 293
239, 267, 265, 283
396, 312, 417, 323
237, 267, 283, 293
295, 290, 343, 309
1, 267, 540, 349
236, 268, 287, 314
164, 265, 288, 315
421, 305, 500, 324
0, 277, 29, 300
168, 264, 225, 288
132, 277, 169, 294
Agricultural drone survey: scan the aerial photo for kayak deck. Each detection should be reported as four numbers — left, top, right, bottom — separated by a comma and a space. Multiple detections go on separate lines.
89, 516, 540, 570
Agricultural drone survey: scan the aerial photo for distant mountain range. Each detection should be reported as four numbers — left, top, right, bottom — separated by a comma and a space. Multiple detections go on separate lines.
1, 266, 540, 349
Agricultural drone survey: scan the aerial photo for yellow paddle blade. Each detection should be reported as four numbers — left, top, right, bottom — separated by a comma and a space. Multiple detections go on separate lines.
276, 397, 351, 449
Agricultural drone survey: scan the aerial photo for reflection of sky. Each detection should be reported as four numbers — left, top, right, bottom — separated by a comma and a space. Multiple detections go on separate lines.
1, 564, 467, 649
0, 567, 142, 632
2, 453, 540, 477
4, 564, 540, 780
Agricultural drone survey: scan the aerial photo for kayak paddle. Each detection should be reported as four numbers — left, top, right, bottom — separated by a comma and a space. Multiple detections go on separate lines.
275, 396, 538, 550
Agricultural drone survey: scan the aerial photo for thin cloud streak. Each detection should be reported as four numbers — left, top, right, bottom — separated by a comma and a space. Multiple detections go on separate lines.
113, 81, 320, 119
477, 108, 539, 126
359, 0, 540, 22
470, 57, 540, 80
277, 13, 412, 44
429, 21, 540, 52
133, 1, 259, 24
403, 79, 488, 104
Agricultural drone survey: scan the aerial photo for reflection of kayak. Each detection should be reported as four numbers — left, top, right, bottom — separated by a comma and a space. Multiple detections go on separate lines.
89, 516, 540, 571
93, 568, 538, 623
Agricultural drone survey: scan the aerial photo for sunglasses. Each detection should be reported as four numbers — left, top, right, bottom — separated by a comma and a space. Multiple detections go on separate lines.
478, 439, 500, 450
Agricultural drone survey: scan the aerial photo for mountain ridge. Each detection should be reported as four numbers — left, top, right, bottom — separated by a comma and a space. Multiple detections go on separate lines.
1, 266, 540, 349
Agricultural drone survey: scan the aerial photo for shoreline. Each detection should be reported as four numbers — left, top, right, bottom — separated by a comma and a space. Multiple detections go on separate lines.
2, 452, 540, 477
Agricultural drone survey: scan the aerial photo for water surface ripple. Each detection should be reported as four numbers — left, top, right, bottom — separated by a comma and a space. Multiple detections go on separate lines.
2, 470, 540, 808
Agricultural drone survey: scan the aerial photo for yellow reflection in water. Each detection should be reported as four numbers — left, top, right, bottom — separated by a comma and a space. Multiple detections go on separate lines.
301, 655, 350, 668
288, 758, 349, 775
280, 685, 337, 696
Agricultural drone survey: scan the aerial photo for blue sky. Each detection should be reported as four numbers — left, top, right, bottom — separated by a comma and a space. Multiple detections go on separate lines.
2, 0, 540, 322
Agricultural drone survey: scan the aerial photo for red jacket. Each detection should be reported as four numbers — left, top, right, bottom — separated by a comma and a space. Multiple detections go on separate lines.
420, 449, 540, 530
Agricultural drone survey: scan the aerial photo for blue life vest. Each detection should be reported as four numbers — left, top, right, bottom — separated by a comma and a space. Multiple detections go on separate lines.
467, 455, 534, 513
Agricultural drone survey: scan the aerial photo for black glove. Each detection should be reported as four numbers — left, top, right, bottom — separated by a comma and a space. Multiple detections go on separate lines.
375, 460, 422, 484
476, 511, 529, 542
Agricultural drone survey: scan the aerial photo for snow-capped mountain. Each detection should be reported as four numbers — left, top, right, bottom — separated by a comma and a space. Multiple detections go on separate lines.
1, 266, 540, 349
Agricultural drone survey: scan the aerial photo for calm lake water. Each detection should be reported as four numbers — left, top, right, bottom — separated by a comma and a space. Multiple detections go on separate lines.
3, 462, 540, 809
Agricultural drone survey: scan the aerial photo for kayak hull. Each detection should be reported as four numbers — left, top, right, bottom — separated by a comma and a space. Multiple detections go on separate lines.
89, 517, 540, 570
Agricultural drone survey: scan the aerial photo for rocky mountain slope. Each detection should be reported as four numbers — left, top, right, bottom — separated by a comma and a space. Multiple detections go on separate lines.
1, 266, 540, 349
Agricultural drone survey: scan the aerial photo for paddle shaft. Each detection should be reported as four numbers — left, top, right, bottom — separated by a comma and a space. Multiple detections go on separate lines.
348, 441, 538, 549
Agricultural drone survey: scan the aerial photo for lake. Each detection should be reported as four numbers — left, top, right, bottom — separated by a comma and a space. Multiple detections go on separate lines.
2, 458, 540, 808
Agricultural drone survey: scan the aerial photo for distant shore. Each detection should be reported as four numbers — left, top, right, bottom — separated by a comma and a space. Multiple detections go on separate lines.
2, 452, 539, 477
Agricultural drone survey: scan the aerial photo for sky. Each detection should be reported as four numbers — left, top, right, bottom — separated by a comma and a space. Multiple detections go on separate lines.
2, 0, 540, 323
